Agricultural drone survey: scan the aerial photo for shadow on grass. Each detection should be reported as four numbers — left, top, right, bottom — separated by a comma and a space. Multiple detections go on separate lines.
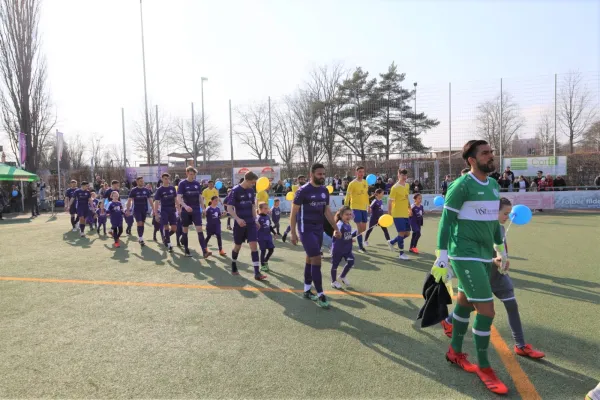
0, 217, 32, 225
512, 269, 600, 289
509, 275, 600, 304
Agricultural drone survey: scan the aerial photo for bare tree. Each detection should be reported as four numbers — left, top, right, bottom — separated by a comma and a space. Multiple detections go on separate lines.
90, 135, 104, 171
273, 101, 298, 173
558, 71, 597, 154
306, 64, 346, 167
0, 0, 55, 172
286, 90, 325, 166
131, 107, 170, 165
535, 111, 555, 156
476, 92, 524, 156
234, 102, 271, 160
581, 120, 600, 152
170, 114, 221, 162
68, 134, 87, 170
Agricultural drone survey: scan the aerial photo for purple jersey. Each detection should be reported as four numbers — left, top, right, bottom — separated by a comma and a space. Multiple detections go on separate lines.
177, 179, 202, 208
228, 184, 256, 222
370, 198, 384, 220
154, 185, 177, 209
129, 187, 152, 208
271, 206, 281, 223
293, 183, 330, 228
205, 206, 221, 227
410, 204, 424, 227
65, 187, 76, 199
257, 213, 276, 241
73, 188, 91, 210
107, 201, 124, 225
332, 221, 355, 256
96, 208, 108, 223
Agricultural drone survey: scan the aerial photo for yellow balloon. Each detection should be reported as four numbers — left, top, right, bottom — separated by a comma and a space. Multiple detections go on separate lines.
175, 186, 178, 192
285, 192, 294, 201
326, 185, 334, 194
256, 177, 270, 192
378, 214, 393, 228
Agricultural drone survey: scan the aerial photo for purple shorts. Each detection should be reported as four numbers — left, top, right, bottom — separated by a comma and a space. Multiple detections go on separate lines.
160, 209, 177, 226
206, 222, 222, 236
181, 208, 202, 227
233, 220, 258, 245
299, 223, 324, 257
259, 238, 275, 250
134, 208, 147, 222
125, 214, 134, 226
77, 207, 90, 219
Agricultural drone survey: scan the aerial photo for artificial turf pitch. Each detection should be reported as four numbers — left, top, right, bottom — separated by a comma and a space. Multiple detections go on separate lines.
0, 211, 598, 399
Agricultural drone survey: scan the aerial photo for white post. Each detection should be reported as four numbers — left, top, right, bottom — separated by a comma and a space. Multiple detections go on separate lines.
56, 129, 61, 199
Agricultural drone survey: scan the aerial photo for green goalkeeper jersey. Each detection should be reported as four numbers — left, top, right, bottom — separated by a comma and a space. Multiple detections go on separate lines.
437, 172, 503, 262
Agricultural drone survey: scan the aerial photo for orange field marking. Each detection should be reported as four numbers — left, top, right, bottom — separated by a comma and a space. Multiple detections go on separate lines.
0, 276, 423, 298
491, 325, 541, 400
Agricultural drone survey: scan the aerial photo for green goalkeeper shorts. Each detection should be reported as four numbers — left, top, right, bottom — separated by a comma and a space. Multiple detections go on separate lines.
451, 259, 494, 303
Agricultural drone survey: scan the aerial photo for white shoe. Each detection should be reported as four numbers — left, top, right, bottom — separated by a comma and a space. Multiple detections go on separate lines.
399, 253, 410, 260
331, 281, 342, 289
340, 276, 350, 286
138, 237, 144, 243
387, 240, 395, 252
363, 241, 369, 247
79, 232, 85, 237
72, 227, 78, 232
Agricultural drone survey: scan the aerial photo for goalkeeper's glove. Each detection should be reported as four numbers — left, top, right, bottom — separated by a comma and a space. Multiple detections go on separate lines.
494, 243, 508, 274
431, 249, 453, 283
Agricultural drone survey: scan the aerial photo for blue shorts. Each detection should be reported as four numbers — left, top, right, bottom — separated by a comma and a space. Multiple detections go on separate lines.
160, 209, 177, 226
299, 223, 324, 258
181, 208, 202, 227
353, 210, 368, 223
259, 238, 275, 250
393, 217, 411, 232
76, 207, 90, 219
233, 220, 258, 245
134, 208, 147, 222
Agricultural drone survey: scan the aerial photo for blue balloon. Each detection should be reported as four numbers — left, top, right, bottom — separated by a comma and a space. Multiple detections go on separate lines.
509, 204, 532, 225
433, 195, 445, 207
104, 199, 109, 208
366, 174, 377, 185
285, 182, 291, 188
268, 198, 274, 208
11, 190, 18, 197
215, 181, 223, 190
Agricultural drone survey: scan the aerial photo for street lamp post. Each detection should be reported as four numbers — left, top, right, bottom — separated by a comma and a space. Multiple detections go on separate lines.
413, 82, 417, 141
201, 77, 208, 167
139, 0, 151, 166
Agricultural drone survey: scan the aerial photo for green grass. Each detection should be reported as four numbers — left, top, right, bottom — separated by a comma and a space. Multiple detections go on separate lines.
0, 212, 598, 399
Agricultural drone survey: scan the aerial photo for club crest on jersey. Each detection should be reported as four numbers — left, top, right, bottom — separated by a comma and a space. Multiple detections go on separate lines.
321, 193, 326, 199
493, 189, 500, 198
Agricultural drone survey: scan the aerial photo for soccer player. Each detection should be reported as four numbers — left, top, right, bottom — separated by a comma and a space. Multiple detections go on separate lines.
96, 200, 108, 235
432, 139, 508, 395
107, 191, 124, 248
205, 196, 226, 256
177, 166, 211, 258
343, 166, 369, 252
154, 173, 177, 252
124, 205, 134, 236
441, 197, 545, 359
290, 163, 341, 308
103, 180, 120, 235
226, 171, 266, 280
409, 193, 424, 253
281, 175, 306, 242
202, 180, 221, 208
65, 180, 78, 231
126, 176, 153, 246
271, 198, 281, 235
257, 201, 277, 272
364, 189, 391, 245
387, 169, 412, 260
330, 206, 357, 289
73, 181, 94, 237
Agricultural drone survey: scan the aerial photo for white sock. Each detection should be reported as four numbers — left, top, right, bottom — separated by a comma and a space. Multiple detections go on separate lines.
304, 284, 311, 292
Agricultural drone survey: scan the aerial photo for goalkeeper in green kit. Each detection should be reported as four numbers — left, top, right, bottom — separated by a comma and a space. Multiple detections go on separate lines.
432, 140, 509, 395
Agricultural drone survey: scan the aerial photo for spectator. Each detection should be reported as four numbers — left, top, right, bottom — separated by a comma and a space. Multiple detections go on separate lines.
595, 175, 600, 188
441, 175, 450, 196
554, 175, 567, 190
341, 179, 349, 194
29, 181, 39, 217
273, 180, 284, 195
385, 178, 394, 193
544, 174, 554, 191
515, 175, 529, 193
10, 184, 21, 212
39, 180, 46, 202
538, 177, 548, 191
219, 181, 229, 196
489, 171, 501, 181
332, 174, 342, 192
410, 179, 424, 194
0, 186, 6, 220
174, 175, 181, 186
374, 177, 386, 191
94, 175, 102, 192
533, 171, 544, 187
498, 173, 512, 191
504, 166, 515, 183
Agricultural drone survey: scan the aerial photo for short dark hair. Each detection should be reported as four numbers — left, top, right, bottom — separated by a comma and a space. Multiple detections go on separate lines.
161, 173, 170, 178
81, 181, 89, 186
210, 196, 218, 201
274, 198, 280, 203
244, 171, 258, 181
111, 180, 119, 185
398, 169, 408, 175
413, 193, 422, 200
375, 188, 384, 195
462, 140, 489, 166
136, 176, 143, 181
311, 163, 325, 173
499, 197, 512, 210
238, 178, 244, 184
356, 166, 365, 171
186, 166, 197, 174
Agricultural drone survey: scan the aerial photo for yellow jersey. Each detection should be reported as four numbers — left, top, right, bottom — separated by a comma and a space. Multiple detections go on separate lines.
388, 183, 410, 218
291, 185, 300, 193
344, 179, 369, 211
256, 190, 269, 204
202, 188, 219, 207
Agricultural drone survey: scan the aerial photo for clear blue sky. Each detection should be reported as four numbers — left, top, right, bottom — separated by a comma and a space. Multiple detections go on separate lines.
4, 0, 597, 163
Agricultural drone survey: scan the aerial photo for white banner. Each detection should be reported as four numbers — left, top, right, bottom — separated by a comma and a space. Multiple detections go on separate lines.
502, 156, 567, 176
125, 166, 168, 183
56, 131, 64, 161
233, 165, 281, 183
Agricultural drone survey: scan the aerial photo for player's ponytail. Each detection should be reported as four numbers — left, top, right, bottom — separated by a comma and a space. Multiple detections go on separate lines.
335, 205, 351, 222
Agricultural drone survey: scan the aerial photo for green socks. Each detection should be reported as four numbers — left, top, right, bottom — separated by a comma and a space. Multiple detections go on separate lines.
450, 304, 472, 352
473, 313, 494, 368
